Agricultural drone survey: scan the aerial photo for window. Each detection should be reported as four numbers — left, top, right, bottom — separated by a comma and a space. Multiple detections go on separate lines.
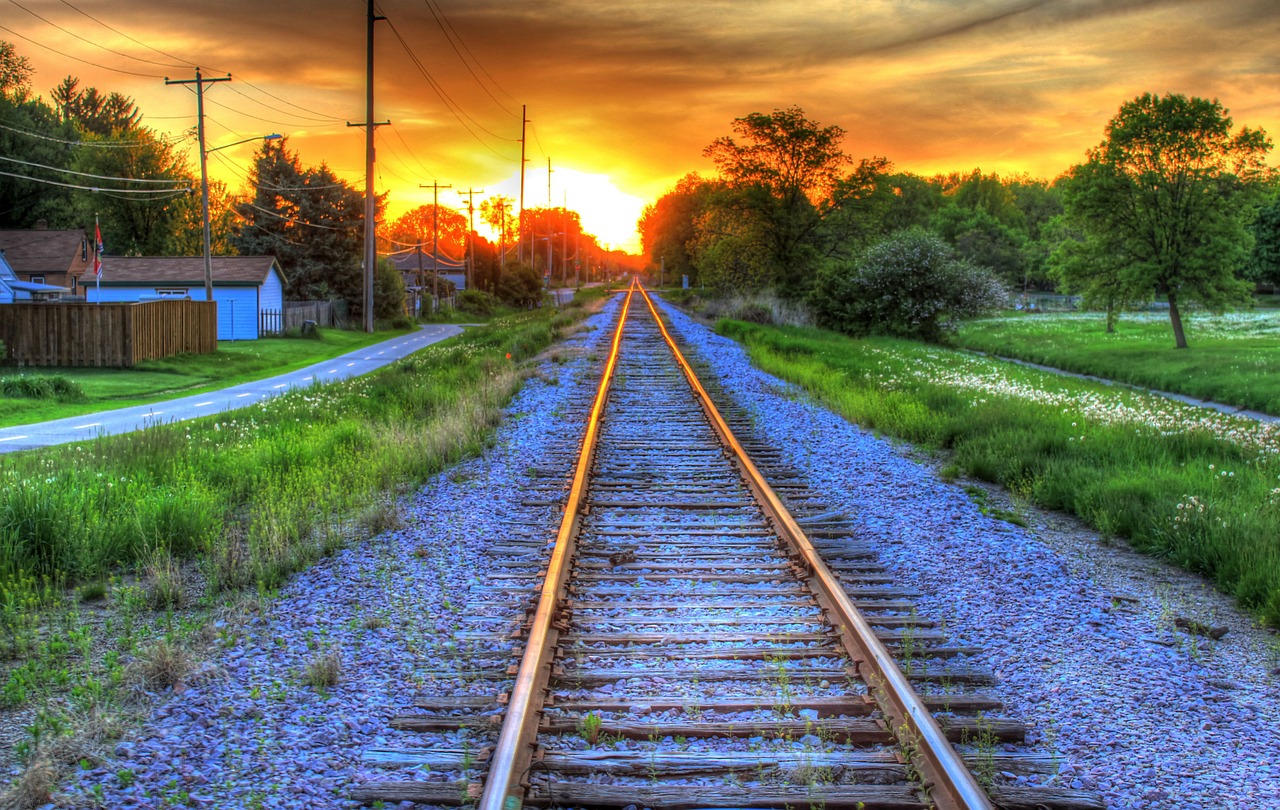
30, 275, 44, 284
155, 288, 189, 297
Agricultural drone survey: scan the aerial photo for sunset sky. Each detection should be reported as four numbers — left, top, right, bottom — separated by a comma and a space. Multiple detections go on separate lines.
4, 0, 1278, 253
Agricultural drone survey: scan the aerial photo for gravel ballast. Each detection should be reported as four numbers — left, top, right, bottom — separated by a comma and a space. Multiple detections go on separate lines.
48, 292, 1280, 809
656, 297, 1279, 810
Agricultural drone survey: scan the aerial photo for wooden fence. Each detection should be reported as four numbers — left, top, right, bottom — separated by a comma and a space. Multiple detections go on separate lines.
284, 300, 336, 329
0, 300, 217, 368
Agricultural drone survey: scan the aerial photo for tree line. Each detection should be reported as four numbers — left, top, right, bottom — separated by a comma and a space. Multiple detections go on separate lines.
641, 97, 1278, 348
0, 40, 614, 319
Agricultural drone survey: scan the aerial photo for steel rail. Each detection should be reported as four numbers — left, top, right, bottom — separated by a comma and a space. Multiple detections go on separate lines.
478, 284, 636, 810
635, 283, 995, 810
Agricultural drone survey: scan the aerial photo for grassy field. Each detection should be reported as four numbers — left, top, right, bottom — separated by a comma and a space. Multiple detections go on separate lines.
955, 311, 1280, 415
0, 327, 414, 428
719, 320, 1280, 628
0, 293, 601, 683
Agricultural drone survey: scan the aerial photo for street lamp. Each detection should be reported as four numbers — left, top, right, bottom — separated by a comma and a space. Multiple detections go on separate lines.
200, 133, 282, 302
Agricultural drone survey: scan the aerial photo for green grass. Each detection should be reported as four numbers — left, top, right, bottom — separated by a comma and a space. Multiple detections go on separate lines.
955, 311, 1280, 415
0, 306, 582, 595
719, 319, 1280, 627
0, 327, 413, 428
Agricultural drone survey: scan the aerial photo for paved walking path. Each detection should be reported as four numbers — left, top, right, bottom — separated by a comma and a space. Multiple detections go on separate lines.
0, 324, 464, 454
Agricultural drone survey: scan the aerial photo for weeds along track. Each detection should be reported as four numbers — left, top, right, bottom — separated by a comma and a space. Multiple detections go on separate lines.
354, 285, 1105, 810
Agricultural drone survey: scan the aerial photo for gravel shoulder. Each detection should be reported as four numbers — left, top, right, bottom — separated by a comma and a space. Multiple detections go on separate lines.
658, 299, 1280, 810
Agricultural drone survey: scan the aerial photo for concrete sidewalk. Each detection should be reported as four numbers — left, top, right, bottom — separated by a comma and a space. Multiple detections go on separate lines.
0, 324, 464, 454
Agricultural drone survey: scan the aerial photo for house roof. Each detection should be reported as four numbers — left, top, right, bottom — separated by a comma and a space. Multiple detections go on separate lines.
7, 280, 71, 293
92, 256, 284, 287
0, 229, 93, 277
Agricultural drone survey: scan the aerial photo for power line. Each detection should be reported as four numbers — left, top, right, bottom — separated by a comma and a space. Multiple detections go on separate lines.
417, 0, 516, 118
241, 201, 358, 232
0, 154, 190, 185
224, 84, 344, 125
0, 23, 165, 79
392, 125, 435, 180
381, 16, 518, 161
55, 0, 350, 124
424, 0, 519, 105
0, 119, 178, 147
0, 168, 191, 194
7, 0, 186, 70
57, 0, 195, 67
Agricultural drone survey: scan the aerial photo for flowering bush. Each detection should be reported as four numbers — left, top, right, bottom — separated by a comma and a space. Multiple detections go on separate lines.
811, 227, 1007, 341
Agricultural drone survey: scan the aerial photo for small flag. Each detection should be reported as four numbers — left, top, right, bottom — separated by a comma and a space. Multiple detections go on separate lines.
93, 219, 104, 279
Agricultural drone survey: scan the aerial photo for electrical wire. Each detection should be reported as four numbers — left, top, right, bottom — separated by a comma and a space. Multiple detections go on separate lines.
417, 0, 517, 118
225, 85, 344, 125
381, 17, 518, 161
0, 154, 190, 185
425, 0, 519, 106
55, 0, 351, 124
7, 0, 186, 70
0, 168, 191, 194
0, 119, 178, 148
57, 0, 195, 67
391, 125, 435, 180
242, 201, 357, 232
0, 23, 165, 79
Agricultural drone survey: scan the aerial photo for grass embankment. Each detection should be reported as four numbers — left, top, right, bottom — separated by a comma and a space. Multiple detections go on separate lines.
956, 312, 1280, 415
0, 327, 414, 428
0, 297, 599, 711
719, 320, 1280, 627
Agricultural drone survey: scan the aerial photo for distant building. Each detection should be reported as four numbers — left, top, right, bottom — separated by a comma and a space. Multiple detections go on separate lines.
0, 227, 94, 293
85, 256, 285, 340
386, 249, 466, 292
0, 250, 72, 303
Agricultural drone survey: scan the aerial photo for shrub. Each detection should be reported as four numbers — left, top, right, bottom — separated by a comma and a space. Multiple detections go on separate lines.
811, 227, 1007, 341
0, 375, 86, 402
457, 288, 498, 316
495, 263, 545, 308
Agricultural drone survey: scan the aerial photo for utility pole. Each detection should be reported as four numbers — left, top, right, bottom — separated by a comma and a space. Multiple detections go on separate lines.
562, 190, 569, 290
546, 158, 553, 285
420, 182, 452, 312
518, 105, 528, 264
347, 0, 387, 333
165, 67, 231, 304
459, 188, 484, 292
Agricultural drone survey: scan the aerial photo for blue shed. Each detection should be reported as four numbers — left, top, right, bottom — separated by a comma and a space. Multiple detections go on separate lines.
84, 256, 285, 340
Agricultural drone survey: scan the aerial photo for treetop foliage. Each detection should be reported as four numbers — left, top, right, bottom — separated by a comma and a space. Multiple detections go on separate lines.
1061, 92, 1273, 347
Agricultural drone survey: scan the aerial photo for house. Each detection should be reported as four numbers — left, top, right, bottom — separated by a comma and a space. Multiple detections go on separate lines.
0, 250, 72, 303
84, 256, 285, 340
0, 228, 94, 294
387, 249, 466, 292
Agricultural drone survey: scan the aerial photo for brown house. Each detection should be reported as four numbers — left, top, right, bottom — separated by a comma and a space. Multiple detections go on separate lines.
0, 228, 94, 293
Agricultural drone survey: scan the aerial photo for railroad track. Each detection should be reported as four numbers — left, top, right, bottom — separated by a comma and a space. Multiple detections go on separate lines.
354, 283, 1104, 809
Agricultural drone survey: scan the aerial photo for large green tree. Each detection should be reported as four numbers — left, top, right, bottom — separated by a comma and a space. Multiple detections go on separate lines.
232, 138, 371, 308
0, 41, 76, 227
1062, 92, 1272, 348
69, 127, 197, 256
702, 107, 851, 292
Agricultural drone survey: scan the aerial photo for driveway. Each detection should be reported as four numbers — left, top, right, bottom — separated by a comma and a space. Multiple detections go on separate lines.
0, 324, 464, 454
